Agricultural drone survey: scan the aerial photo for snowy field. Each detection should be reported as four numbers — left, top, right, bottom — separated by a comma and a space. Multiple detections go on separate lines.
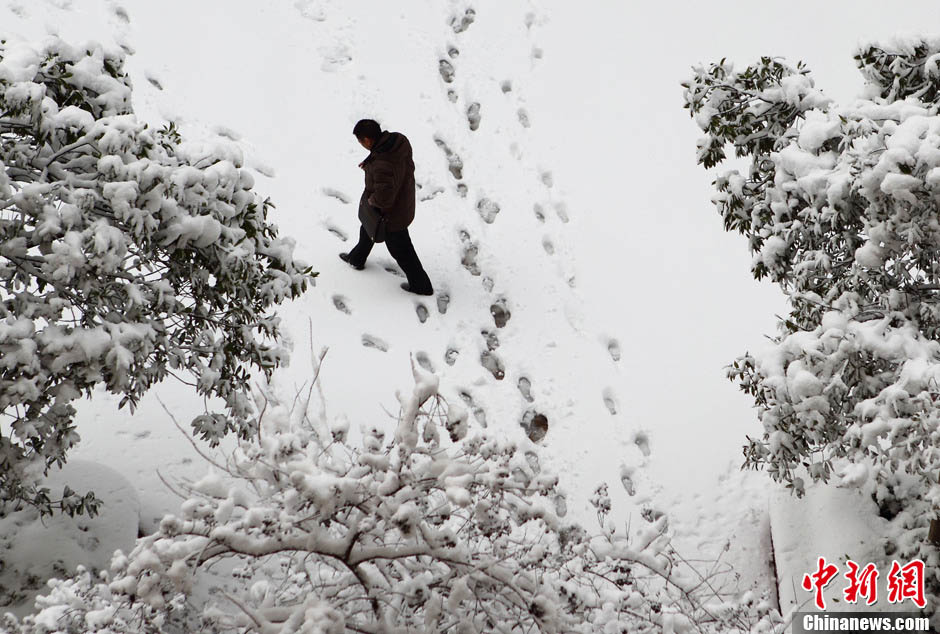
3, 0, 940, 626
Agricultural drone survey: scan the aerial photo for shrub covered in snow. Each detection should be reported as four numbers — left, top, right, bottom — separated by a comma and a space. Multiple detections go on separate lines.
6, 366, 776, 633
684, 41, 940, 600
0, 38, 313, 515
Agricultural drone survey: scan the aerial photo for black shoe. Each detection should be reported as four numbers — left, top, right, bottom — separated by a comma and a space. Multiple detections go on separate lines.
339, 252, 364, 270
401, 282, 433, 296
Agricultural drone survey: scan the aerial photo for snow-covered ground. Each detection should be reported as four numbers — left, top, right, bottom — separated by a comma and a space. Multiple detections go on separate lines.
3, 0, 940, 623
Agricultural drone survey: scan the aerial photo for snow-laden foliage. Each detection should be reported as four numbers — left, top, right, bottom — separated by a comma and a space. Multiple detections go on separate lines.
684, 40, 940, 598
0, 38, 313, 515
7, 367, 776, 633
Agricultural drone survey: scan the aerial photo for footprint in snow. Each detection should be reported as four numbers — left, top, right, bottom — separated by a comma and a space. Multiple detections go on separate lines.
322, 187, 350, 204
459, 391, 487, 427
607, 338, 622, 362
490, 299, 511, 328
532, 46, 544, 60
554, 201, 570, 223
554, 494, 568, 517
213, 125, 241, 141
420, 189, 445, 202
294, 0, 326, 21
521, 410, 548, 443
467, 102, 481, 131
319, 44, 353, 72
533, 203, 545, 223
250, 160, 276, 178
436, 292, 450, 314
456, 182, 468, 197
415, 351, 434, 373
517, 376, 534, 402
517, 108, 531, 128
501, 80, 512, 93
434, 138, 463, 180
513, 466, 533, 487
332, 295, 351, 315
326, 225, 348, 241
419, 182, 445, 202
540, 171, 553, 188
444, 347, 459, 366
450, 7, 475, 33
634, 431, 651, 457
112, 5, 130, 23
480, 349, 505, 380
641, 507, 666, 525
481, 329, 499, 351
145, 73, 163, 91
525, 450, 540, 474
415, 304, 429, 323
9, 3, 26, 17
447, 89, 458, 104
361, 334, 388, 352
459, 231, 481, 276
542, 236, 554, 255
602, 388, 617, 415
476, 197, 500, 224
447, 46, 459, 59
620, 465, 637, 496
481, 276, 494, 292
439, 59, 456, 83
383, 265, 405, 278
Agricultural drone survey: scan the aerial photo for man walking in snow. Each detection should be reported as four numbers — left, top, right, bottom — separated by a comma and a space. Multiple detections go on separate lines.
339, 119, 434, 296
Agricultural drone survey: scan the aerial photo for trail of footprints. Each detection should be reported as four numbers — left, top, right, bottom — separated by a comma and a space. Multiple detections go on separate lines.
432, 4, 635, 446
433, 9, 572, 299
317, 4, 631, 456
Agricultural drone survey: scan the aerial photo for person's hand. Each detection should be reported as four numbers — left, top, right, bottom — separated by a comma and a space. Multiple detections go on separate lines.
358, 161, 364, 169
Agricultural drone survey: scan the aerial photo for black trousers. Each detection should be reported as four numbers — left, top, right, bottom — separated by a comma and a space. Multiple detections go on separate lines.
347, 225, 433, 295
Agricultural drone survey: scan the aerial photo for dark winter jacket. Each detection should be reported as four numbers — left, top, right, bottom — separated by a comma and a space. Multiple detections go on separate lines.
359, 131, 416, 232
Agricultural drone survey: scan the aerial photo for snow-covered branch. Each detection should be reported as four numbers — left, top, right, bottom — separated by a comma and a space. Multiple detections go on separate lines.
9, 369, 776, 633
685, 38, 940, 614
0, 37, 315, 516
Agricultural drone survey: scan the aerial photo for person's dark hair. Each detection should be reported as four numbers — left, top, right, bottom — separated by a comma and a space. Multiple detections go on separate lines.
353, 119, 382, 141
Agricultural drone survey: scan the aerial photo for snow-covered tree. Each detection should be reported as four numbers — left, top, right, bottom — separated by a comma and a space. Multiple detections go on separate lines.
684, 40, 940, 594
5, 367, 775, 633
0, 38, 313, 515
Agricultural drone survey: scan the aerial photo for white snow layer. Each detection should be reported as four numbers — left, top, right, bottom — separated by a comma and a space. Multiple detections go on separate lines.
6, 0, 931, 620
0, 460, 139, 617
